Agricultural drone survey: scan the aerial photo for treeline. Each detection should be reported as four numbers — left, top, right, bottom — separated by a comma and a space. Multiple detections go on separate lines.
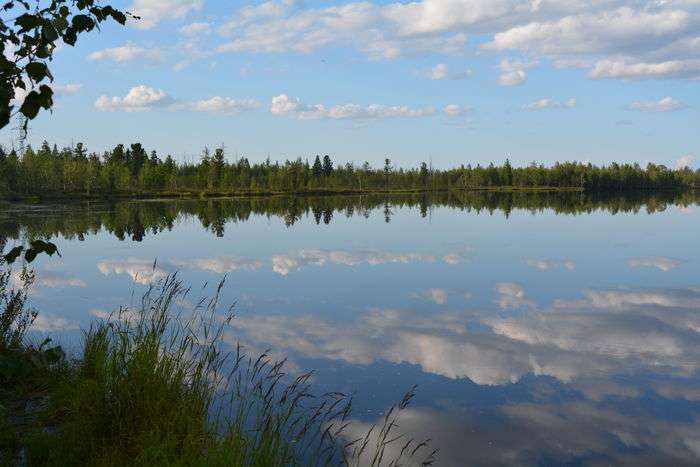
1, 191, 697, 244
1, 141, 698, 198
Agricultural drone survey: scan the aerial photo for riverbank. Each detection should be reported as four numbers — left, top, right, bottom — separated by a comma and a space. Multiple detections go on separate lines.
0, 271, 435, 466
1, 185, 616, 203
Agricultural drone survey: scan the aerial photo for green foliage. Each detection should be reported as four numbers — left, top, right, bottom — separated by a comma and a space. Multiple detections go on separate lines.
0, 264, 36, 349
2, 239, 60, 265
0, 272, 434, 466
1, 1, 132, 131
2, 141, 698, 200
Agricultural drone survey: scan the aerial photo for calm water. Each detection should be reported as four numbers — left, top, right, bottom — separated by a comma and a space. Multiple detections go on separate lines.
2, 192, 700, 466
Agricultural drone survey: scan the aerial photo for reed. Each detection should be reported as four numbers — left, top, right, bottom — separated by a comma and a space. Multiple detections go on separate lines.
1, 266, 435, 466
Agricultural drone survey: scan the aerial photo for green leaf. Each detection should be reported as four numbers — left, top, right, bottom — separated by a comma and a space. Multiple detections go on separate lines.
37, 85, 54, 109
2, 246, 23, 264
63, 27, 77, 46
29, 239, 59, 256
41, 24, 58, 42
19, 90, 41, 119
15, 14, 41, 33
26, 62, 49, 82
71, 14, 94, 32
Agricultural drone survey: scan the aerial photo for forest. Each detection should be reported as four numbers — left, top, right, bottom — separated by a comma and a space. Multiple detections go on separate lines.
1, 141, 698, 199
1, 191, 697, 246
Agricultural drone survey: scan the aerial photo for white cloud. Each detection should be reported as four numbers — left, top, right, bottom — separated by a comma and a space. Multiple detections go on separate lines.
183, 256, 263, 273
130, 0, 203, 29
418, 288, 449, 304
627, 256, 684, 272
180, 21, 211, 35
430, 63, 449, 80
526, 259, 576, 270
486, 7, 689, 56
95, 85, 171, 112
588, 59, 700, 79
32, 313, 79, 332
97, 258, 169, 284
271, 249, 435, 275
442, 252, 466, 264
51, 83, 83, 95
524, 98, 577, 110
428, 63, 472, 80
497, 58, 533, 86
205, 1, 700, 82
495, 282, 535, 310
10, 270, 86, 289
270, 94, 436, 120
627, 96, 687, 112
215, 1, 467, 58
443, 104, 470, 116
191, 96, 260, 115
676, 155, 694, 169
90, 308, 141, 322
88, 45, 163, 63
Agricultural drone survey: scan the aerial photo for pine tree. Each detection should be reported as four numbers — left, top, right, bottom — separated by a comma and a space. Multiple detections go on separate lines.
312, 155, 323, 178
322, 155, 333, 177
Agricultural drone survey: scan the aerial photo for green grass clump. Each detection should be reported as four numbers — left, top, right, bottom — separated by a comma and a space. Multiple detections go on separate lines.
1, 265, 436, 466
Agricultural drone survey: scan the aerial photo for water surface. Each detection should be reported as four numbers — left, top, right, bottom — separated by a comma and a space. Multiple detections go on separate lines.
2, 191, 699, 466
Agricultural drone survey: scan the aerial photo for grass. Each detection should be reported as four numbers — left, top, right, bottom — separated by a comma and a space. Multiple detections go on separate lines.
0, 265, 436, 466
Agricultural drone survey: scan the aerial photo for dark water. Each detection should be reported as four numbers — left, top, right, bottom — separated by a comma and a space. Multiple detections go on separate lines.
2, 191, 700, 466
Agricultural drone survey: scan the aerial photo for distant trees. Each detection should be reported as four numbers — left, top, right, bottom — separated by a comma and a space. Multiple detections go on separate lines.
0, 140, 698, 199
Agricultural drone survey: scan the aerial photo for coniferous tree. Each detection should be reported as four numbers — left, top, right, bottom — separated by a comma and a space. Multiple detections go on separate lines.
322, 155, 333, 177
312, 155, 323, 179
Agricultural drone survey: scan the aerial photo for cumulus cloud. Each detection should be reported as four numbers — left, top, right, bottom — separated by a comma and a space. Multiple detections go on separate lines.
181, 256, 263, 273
443, 104, 470, 116
497, 58, 533, 86
32, 313, 79, 332
589, 59, 700, 80
88, 45, 163, 63
215, 1, 467, 58
180, 21, 211, 35
191, 96, 260, 115
130, 0, 203, 29
271, 249, 436, 275
270, 94, 436, 120
676, 155, 694, 169
10, 270, 86, 289
97, 258, 169, 284
205, 1, 700, 81
224, 283, 700, 400
526, 259, 576, 270
428, 63, 472, 80
486, 7, 689, 56
95, 85, 171, 112
442, 252, 470, 264
51, 83, 83, 95
495, 282, 535, 309
524, 98, 577, 110
422, 288, 449, 304
627, 96, 687, 112
627, 256, 684, 272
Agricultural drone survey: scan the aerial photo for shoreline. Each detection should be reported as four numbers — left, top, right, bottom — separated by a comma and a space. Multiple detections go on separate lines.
2, 185, 695, 204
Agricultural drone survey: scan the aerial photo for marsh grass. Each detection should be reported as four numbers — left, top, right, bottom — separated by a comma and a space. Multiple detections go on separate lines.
0, 267, 436, 466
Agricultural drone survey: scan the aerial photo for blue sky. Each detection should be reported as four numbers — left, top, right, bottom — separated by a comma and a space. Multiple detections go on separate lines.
5, 0, 700, 168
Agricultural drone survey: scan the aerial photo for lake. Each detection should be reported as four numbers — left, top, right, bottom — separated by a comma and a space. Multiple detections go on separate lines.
2, 191, 700, 466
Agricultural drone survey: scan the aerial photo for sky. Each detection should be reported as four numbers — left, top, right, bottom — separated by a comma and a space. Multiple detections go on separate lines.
3, 0, 700, 168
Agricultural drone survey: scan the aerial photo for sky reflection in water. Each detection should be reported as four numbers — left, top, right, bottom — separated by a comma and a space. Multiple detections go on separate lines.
2, 193, 699, 466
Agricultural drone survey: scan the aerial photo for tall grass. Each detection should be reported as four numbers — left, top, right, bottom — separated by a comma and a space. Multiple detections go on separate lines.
3, 271, 436, 466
